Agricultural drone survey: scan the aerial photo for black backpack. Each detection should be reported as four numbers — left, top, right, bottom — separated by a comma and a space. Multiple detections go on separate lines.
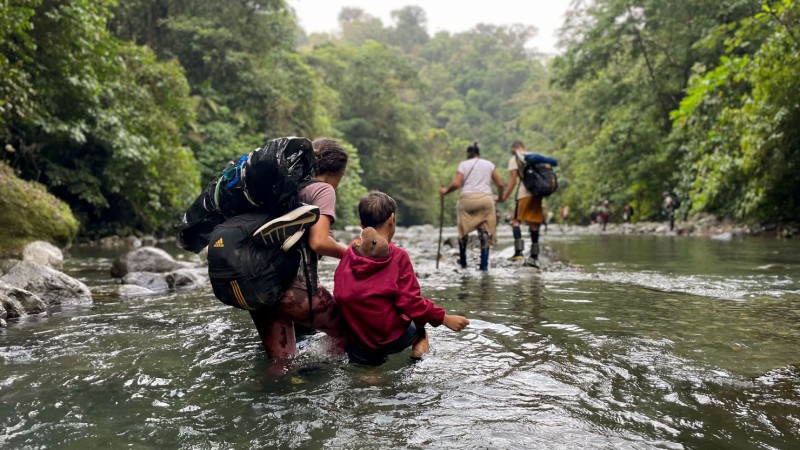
517, 154, 558, 197
176, 136, 315, 253
206, 212, 315, 311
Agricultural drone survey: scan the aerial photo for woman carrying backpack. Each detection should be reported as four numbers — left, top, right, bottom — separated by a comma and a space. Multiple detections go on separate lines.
440, 142, 504, 271
249, 138, 350, 359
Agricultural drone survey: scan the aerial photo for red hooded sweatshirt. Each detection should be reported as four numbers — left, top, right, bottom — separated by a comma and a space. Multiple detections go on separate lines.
334, 242, 445, 350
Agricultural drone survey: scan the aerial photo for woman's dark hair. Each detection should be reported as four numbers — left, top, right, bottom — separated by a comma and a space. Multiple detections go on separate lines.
312, 138, 348, 175
466, 141, 480, 158
359, 191, 397, 228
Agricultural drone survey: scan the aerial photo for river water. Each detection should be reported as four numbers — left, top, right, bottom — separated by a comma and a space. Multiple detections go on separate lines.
1, 228, 799, 449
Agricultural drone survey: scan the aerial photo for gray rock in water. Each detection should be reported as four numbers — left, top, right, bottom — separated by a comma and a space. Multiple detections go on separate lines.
111, 246, 190, 278
165, 268, 207, 289
141, 236, 158, 247
0, 259, 21, 277
0, 280, 48, 317
118, 284, 156, 296
126, 236, 142, 249
122, 272, 169, 292
97, 235, 124, 247
22, 241, 64, 270
1, 261, 92, 306
711, 232, 734, 241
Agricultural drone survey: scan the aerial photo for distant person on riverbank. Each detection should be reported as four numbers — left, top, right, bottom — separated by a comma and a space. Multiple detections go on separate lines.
559, 205, 570, 230
622, 204, 634, 223
334, 191, 470, 365
249, 138, 349, 359
439, 142, 504, 271
543, 209, 553, 233
661, 191, 679, 231
597, 200, 610, 231
499, 141, 556, 268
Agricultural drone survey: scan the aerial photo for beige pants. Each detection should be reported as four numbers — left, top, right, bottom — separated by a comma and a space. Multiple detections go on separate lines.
457, 192, 497, 246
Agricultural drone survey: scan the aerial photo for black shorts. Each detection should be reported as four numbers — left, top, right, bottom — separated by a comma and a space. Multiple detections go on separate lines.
346, 322, 426, 366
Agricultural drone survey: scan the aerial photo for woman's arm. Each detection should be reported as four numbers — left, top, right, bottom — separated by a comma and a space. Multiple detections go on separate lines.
491, 169, 504, 201
307, 215, 347, 259
439, 172, 464, 196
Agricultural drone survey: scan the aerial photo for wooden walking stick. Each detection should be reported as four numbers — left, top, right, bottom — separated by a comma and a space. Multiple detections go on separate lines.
436, 192, 444, 269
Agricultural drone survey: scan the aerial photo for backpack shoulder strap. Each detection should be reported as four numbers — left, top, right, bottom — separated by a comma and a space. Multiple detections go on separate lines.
462, 158, 480, 185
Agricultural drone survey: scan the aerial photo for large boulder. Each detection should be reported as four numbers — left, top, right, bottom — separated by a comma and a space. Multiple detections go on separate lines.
111, 246, 191, 278
1, 261, 92, 305
122, 272, 169, 292
0, 162, 78, 256
0, 280, 47, 317
22, 241, 64, 270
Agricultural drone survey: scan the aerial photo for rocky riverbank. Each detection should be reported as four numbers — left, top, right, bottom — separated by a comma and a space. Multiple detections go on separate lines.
0, 241, 91, 327
540, 214, 798, 240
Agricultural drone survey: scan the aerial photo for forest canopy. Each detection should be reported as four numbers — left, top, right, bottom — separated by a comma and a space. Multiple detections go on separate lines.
1, 0, 797, 240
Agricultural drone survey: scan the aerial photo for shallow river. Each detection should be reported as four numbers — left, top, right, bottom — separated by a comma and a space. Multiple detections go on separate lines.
2, 228, 799, 449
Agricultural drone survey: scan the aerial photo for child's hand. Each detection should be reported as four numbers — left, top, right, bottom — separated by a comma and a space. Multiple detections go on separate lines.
442, 314, 469, 332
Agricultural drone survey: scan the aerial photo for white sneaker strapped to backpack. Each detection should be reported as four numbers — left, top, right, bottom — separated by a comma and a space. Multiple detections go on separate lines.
253, 204, 320, 251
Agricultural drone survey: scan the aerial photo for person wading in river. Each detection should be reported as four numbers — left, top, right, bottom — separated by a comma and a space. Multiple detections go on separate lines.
439, 142, 504, 271
500, 140, 547, 268
249, 138, 349, 359
334, 191, 470, 365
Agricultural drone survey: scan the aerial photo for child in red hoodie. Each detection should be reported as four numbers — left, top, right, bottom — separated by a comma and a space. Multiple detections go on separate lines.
334, 191, 469, 365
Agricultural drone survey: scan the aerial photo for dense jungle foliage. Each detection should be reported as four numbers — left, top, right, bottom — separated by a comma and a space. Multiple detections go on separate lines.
1, 0, 797, 240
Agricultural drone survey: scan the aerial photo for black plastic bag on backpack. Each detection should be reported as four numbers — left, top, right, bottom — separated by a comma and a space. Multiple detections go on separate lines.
175, 169, 231, 253
216, 136, 315, 217
175, 136, 315, 253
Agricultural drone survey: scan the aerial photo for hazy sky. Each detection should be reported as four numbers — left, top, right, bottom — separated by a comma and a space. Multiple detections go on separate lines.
287, 0, 574, 54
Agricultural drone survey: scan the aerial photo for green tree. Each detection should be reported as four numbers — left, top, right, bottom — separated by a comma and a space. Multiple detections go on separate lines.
388, 6, 429, 53
671, 0, 800, 221
337, 7, 386, 46
306, 40, 435, 225
111, 0, 328, 180
549, 0, 759, 221
1, 0, 200, 236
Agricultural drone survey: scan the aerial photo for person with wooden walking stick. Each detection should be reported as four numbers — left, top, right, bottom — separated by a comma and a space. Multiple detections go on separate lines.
439, 142, 504, 271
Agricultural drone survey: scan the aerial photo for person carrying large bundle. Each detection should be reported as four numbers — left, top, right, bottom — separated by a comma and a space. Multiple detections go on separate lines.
499, 140, 558, 269
177, 137, 350, 359
439, 142, 504, 271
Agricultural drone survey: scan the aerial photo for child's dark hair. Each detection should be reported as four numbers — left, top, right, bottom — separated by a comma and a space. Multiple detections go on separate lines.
511, 140, 525, 150
359, 191, 397, 228
312, 138, 348, 175
466, 141, 480, 158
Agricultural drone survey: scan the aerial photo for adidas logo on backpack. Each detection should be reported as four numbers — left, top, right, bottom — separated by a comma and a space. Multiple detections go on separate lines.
213, 238, 224, 248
